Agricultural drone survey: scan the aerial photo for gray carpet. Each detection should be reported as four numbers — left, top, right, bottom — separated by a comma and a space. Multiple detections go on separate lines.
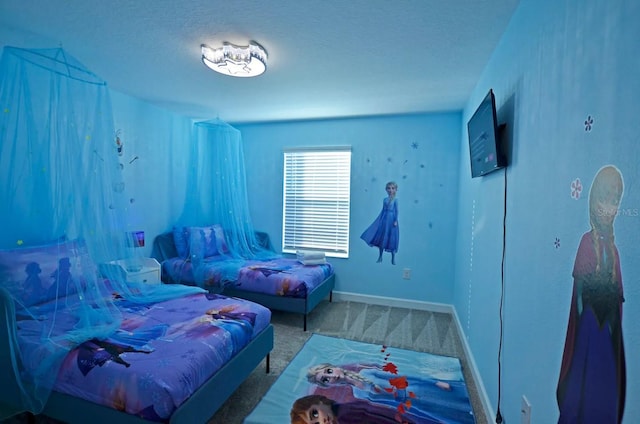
209, 300, 488, 424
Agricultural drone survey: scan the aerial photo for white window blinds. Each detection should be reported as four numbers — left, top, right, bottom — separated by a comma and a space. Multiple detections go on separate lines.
283, 147, 351, 258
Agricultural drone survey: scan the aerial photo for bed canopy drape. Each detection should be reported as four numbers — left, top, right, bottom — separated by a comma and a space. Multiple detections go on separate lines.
0, 46, 201, 420
175, 118, 277, 286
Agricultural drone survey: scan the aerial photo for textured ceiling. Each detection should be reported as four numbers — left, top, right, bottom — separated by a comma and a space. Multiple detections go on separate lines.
0, 0, 520, 123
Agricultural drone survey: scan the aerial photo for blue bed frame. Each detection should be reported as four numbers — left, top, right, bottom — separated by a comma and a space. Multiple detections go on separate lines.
0, 287, 274, 424
223, 273, 334, 331
152, 231, 335, 331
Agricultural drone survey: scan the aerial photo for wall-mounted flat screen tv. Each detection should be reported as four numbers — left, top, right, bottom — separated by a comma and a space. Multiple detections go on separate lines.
467, 89, 506, 178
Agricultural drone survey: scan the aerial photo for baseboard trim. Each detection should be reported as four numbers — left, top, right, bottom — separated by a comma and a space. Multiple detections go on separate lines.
450, 306, 496, 424
332, 290, 494, 423
332, 291, 453, 314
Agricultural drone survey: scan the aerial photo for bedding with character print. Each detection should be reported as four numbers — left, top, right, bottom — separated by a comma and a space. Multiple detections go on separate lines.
162, 255, 334, 297
15, 284, 271, 422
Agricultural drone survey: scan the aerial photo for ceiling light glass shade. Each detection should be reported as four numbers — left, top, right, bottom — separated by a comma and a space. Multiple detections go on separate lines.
201, 41, 267, 78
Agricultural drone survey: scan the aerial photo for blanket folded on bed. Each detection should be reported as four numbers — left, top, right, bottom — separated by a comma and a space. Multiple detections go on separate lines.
296, 250, 326, 265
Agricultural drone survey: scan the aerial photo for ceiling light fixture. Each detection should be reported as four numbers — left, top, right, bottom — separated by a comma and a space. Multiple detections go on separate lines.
201, 41, 267, 78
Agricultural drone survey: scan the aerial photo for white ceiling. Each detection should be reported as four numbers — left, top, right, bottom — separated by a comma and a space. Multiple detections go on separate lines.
0, 0, 520, 123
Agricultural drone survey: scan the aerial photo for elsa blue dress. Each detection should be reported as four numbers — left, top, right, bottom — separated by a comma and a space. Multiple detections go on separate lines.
361, 197, 399, 253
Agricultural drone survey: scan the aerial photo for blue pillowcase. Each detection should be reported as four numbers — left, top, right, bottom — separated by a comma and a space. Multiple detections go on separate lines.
191, 226, 219, 258
172, 225, 223, 259
172, 226, 191, 259
212, 224, 229, 254
0, 238, 91, 307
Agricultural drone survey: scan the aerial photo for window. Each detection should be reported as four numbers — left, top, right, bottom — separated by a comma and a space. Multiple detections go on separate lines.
283, 147, 351, 258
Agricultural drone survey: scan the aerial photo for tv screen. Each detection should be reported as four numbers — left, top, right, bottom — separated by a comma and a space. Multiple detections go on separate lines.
467, 89, 506, 178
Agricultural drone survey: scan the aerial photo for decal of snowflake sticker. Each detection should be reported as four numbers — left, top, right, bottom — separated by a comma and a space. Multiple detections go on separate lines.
554, 237, 560, 248
571, 178, 582, 200
584, 115, 593, 131
411, 142, 419, 149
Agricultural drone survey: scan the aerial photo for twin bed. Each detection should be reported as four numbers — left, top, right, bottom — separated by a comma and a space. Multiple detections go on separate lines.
0, 289, 273, 424
0, 239, 273, 423
152, 229, 335, 331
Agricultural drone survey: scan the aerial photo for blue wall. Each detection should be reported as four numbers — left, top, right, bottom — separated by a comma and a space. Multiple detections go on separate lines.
236, 113, 462, 304
109, 91, 193, 256
454, 0, 640, 422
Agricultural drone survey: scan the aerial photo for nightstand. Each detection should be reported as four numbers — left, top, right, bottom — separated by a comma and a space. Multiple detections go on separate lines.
103, 257, 161, 284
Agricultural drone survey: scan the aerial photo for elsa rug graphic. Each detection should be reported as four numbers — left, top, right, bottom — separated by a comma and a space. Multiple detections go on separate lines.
246, 334, 475, 424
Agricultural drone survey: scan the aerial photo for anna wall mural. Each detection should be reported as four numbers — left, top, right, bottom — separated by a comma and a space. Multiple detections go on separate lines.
557, 165, 626, 423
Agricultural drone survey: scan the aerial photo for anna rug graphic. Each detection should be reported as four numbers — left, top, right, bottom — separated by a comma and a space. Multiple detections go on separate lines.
245, 334, 475, 423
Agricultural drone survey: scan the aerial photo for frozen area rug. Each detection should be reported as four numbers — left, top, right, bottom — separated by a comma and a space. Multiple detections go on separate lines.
245, 334, 476, 423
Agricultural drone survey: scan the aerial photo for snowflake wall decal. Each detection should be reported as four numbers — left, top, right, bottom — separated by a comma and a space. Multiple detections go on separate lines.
554, 237, 561, 249
571, 178, 582, 200
584, 115, 593, 131
411, 142, 419, 149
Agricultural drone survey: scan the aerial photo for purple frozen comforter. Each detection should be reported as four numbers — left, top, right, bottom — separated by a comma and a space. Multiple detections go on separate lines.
163, 256, 334, 297
16, 289, 271, 421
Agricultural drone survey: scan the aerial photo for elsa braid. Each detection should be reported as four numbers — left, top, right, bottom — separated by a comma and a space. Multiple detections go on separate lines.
590, 229, 617, 281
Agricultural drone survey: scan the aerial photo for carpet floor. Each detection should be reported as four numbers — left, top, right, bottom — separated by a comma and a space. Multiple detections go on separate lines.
208, 299, 487, 424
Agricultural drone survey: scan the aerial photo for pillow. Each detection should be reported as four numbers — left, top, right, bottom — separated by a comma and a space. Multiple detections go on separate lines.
0, 238, 93, 307
212, 224, 229, 254
190, 226, 219, 258
172, 225, 220, 259
172, 226, 191, 258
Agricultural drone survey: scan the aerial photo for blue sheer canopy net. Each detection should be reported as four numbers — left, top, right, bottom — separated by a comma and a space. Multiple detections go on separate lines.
0, 47, 202, 419
175, 118, 277, 286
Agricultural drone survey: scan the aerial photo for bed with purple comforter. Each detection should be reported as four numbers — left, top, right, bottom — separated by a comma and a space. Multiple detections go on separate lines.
3, 284, 273, 423
153, 231, 335, 331
162, 256, 333, 298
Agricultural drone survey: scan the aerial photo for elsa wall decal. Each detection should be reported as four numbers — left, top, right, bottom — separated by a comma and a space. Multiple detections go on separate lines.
361, 181, 399, 265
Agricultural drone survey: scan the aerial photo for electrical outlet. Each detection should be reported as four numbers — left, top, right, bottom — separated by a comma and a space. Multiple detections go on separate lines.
521, 395, 531, 424
402, 268, 411, 279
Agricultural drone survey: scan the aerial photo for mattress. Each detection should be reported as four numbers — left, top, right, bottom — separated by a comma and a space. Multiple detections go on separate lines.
163, 256, 334, 297
16, 288, 271, 422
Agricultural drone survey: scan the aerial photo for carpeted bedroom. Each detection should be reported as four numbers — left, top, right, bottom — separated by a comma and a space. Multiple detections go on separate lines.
3, 0, 638, 422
